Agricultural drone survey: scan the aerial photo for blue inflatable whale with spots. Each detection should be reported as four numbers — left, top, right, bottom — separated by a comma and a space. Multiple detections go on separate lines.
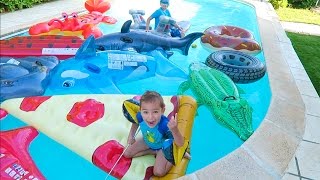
48, 36, 188, 94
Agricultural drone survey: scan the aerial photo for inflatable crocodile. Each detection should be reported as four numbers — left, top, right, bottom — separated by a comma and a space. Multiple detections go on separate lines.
178, 62, 253, 141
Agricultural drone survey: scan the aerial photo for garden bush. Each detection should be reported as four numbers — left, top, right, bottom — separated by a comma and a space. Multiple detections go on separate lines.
269, 0, 288, 9
0, 0, 53, 13
269, 0, 318, 9
287, 0, 318, 9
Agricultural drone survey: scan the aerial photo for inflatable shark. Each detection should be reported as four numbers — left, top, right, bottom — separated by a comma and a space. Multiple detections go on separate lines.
95, 20, 203, 56
48, 36, 188, 94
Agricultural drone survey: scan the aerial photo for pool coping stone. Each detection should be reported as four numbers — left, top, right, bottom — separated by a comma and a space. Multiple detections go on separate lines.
1, 0, 318, 179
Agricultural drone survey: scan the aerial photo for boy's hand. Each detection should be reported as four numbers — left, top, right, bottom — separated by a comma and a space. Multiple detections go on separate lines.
127, 136, 136, 145
168, 113, 178, 131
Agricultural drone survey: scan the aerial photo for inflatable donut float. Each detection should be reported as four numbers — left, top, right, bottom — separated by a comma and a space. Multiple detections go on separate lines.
205, 50, 266, 83
201, 25, 262, 54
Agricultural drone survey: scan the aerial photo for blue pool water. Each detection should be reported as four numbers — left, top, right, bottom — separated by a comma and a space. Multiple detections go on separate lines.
1, 0, 271, 179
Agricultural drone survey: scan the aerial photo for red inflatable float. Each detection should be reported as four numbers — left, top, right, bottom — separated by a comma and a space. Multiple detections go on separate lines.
201, 25, 262, 54
0, 126, 45, 180
0, 35, 83, 60
29, 0, 117, 39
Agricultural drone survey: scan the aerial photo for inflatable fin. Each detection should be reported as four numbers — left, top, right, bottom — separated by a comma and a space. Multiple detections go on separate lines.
179, 32, 204, 55
117, 66, 148, 84
121, 20, 132, 33
75, 35, 96, 59
147, 50, 187, 78
87, 77, 121, 94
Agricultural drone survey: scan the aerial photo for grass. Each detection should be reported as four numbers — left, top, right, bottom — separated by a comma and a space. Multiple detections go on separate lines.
276, 7, 320, 25
286, 32, 320, 96
275, 6, 320, 96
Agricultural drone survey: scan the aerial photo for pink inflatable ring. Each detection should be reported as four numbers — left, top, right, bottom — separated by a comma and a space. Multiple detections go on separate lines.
201, 25, 262, 54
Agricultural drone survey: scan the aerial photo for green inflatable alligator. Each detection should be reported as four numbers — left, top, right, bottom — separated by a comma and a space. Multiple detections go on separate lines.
178, 62, 253, 141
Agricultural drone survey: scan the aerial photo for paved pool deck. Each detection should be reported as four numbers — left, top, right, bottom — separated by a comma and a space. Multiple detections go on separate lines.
0, 0, 319, 179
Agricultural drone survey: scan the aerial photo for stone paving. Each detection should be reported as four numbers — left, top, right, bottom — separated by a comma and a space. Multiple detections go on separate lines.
281, 21, 320, 36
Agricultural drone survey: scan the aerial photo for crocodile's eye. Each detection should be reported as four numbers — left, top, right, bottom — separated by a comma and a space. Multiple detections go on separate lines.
62, 80, 74, 88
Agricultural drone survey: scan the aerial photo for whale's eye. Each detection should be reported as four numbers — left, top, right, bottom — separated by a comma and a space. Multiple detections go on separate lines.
62, 80, 74, 88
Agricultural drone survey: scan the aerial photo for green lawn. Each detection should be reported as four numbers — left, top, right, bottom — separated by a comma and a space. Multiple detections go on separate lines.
275, 6, 320, 96
286, 32, 320, 96
276, 7, 320, 25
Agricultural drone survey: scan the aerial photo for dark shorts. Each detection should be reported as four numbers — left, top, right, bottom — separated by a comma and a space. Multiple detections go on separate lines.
170, 28, 182, 38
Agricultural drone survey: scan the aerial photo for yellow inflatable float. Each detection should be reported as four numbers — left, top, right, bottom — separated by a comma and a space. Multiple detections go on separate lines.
0, 94, 197, 179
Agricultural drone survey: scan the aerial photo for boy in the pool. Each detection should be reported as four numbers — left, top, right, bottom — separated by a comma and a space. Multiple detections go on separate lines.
123, 90, 190, 177
145, 0, 184, 37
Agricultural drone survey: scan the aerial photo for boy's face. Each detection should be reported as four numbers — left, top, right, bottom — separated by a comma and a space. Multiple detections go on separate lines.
160, 3, 169, 9
140, 100, 165, 128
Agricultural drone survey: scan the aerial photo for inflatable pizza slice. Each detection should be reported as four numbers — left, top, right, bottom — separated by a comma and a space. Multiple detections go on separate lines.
1, 94, 197, 179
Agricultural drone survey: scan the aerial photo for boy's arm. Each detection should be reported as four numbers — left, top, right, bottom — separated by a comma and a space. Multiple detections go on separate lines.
128, 123, 139, 144
146, 17, 152, 31
168, 114, 185, 147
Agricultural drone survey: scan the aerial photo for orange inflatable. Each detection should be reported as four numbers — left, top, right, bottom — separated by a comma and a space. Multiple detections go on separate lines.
29, 0, 117, 39
201, 25, 262, 54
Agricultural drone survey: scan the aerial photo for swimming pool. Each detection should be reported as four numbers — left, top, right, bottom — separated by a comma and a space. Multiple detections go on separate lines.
0, 0, 271, 179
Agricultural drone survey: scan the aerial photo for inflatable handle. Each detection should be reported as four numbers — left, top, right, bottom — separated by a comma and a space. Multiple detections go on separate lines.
129, 9, 145, 15
84, 63, 101, 74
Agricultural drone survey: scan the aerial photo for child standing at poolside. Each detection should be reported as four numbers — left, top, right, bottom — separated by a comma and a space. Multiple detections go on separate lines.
123, 91, 190, 177
145, 0, 184, 37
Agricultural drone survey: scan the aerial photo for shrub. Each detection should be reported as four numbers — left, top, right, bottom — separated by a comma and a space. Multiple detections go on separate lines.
287, 0, 318, 9
0, 0, 53, 13
269, 0, 288, 9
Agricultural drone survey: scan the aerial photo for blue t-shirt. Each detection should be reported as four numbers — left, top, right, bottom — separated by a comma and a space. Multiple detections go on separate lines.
137, 112, 173, 150
150, 8, 172, 29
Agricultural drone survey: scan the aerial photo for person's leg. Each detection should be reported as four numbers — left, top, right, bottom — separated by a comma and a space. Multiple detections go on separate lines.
153, 150, 173, 177
123, 138, 155, 158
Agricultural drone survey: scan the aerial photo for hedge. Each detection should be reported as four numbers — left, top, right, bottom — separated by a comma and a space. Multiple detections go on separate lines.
0, 0, 54, 13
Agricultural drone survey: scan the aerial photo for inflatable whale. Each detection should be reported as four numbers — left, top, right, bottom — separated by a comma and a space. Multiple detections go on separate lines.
48, 36, 187, 94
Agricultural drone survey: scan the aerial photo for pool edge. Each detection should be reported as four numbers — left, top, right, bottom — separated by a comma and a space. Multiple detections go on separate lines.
178, 0, 306, 179
0, 0, 308, 178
